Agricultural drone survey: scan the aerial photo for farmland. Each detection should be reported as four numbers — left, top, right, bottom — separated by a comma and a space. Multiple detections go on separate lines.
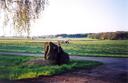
0, 38, 127, 57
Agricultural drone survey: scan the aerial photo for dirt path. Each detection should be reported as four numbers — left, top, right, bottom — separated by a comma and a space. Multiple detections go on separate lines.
0, 52, 128, 83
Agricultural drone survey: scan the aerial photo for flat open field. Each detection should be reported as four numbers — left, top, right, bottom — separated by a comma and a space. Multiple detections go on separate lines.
0, 38, 127, 82
0, 38, 127, 57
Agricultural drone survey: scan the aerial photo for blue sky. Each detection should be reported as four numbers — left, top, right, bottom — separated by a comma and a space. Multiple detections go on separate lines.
0, 0, 128, 36
30, 0, 128, 35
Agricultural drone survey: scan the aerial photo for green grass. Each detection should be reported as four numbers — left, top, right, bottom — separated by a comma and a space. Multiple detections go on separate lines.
0, 39, 128, 57
0, 55, 102, 80
62, 40, 128, 57
0, 40, 43, 53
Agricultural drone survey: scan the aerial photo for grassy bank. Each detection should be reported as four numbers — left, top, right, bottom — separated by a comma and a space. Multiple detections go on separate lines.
0, 55, 102, 80
0, 39, 127, 57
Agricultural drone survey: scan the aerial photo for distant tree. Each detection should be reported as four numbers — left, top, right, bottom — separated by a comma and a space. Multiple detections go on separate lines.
0, 0, 48, 37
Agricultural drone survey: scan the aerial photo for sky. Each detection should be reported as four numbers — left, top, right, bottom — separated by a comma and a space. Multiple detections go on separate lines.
0, 0, 128, 36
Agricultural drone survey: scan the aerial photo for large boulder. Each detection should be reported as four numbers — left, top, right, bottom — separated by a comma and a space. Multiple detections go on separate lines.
44, 42, 70, 65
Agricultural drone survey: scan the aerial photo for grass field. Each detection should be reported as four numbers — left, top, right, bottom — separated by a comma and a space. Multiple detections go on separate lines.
0, 55, 101, 80
0, 39, 128, 57
0, 38, 127, 80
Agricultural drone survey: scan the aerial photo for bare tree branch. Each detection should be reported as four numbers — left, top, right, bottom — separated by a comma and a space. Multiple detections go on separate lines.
0, 0, 48, 37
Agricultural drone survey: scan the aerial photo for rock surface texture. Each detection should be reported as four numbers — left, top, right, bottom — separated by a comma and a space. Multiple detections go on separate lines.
44, 42, 70, 65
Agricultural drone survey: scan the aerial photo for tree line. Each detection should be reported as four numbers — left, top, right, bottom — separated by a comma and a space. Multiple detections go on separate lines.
55, 31, 128, 40
88, 31, 128, 40
1, 31, 127, 40
55, 34, 88, 38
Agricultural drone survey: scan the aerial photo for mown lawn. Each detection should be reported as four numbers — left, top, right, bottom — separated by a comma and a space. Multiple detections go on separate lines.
0, 39, 128, 57
0, 55, 101, 80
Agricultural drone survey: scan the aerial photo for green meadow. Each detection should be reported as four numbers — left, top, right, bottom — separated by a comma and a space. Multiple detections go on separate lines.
0, 39, 127, 57
0, 38, 127, 80
0, 55, 101, 80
